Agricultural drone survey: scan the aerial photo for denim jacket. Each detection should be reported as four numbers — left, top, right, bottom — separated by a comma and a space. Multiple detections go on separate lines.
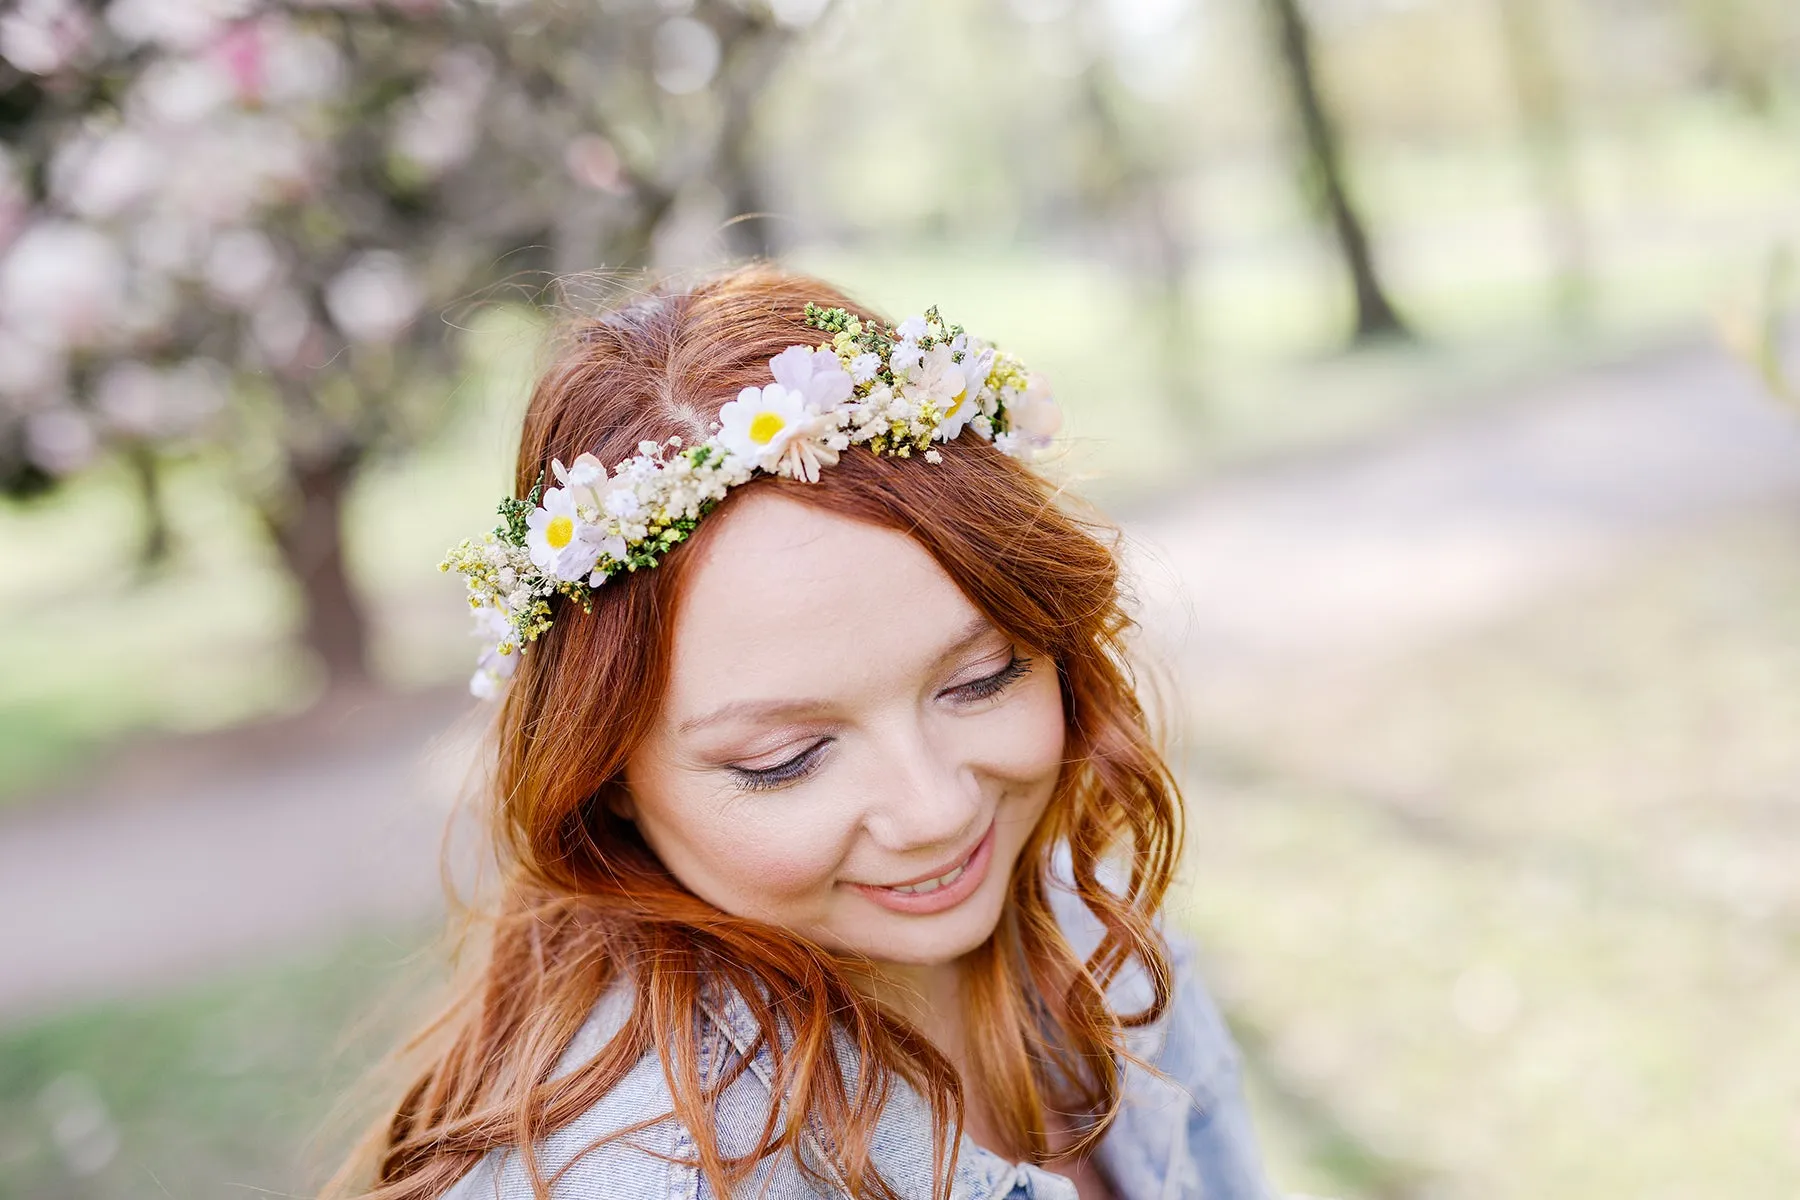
443, 892, 1272, 1200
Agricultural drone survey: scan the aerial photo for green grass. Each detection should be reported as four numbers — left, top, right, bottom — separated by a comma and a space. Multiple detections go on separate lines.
1175, 514, 1800, 1199
0, 929, 439, 1200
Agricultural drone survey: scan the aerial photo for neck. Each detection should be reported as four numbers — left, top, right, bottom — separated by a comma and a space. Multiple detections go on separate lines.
858, 958, 967, 1056
853, 956, 1021, 1159
846, 957, 1105, 1186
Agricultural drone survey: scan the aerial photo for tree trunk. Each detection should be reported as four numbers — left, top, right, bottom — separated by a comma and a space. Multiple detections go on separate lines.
126, 442, 172, 576
1495, 0, 1591, 327
1264, 0, 1409, 344
712, 15, 785, 261
1076, 66, 1204, 428
261, 452, 371, 693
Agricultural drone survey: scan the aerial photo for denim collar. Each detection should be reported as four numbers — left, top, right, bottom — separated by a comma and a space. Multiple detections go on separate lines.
698, 982, 1098, 1200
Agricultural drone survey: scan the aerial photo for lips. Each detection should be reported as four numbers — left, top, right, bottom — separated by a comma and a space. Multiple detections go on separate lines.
849, 819, 997, 916
884, 848, 976, 895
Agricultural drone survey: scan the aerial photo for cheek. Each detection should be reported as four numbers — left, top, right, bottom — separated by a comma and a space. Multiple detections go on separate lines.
981, 665, 1067, 783
691, 815, 843, 898
629, 770, 858, 915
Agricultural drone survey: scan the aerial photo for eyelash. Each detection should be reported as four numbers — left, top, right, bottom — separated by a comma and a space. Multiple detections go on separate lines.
727, 653, 1034, 792
730, 739, 830, 792
952, 652, 1032, 702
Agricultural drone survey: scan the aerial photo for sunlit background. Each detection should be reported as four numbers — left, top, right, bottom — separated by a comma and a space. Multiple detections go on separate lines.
2, 0, 1798, 1197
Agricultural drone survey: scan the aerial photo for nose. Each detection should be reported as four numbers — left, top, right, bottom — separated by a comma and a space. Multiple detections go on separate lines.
860, 716, 984, 856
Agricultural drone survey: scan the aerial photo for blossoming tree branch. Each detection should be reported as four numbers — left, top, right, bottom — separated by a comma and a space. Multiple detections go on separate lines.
0, 0, 819, 690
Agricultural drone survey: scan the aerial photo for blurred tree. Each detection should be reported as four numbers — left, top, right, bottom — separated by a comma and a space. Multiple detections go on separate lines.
1260, 0, 1409, 344
1679, 0, 1790, 117
1721, 244, 1796, 406
709, 4, 791, 259
1493, 0, 1591, 326
0, 0, 810, 693
1066, 19, 1201, 423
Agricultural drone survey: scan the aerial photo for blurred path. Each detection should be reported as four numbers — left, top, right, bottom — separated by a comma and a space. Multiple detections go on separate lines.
1127, 335, 1800, 688
3, 335, 1799, 1024
0, 689, 481, 1022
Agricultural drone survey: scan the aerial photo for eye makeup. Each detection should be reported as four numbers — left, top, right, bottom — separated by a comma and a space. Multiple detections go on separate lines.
943, 652, 1031, 703
723, 652, 1036, 793
728, 737, 832, 792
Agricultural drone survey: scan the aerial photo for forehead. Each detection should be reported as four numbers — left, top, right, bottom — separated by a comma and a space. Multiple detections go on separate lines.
661, 489, 987, 714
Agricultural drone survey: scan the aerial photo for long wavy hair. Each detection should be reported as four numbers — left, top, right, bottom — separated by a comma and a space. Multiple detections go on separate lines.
331, 265, 1185, 1200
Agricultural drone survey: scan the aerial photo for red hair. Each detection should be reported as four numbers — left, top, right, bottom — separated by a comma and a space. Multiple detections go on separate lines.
331, 265, 1184, 1200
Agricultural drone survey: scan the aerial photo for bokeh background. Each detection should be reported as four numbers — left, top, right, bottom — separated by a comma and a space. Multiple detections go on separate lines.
2, 0, 1799, 1197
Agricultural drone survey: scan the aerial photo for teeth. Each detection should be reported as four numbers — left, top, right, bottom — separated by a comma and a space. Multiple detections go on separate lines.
887, 862, 967, 895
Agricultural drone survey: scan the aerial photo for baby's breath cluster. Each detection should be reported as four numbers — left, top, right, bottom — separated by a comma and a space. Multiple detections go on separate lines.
442, 302, 1062, 699
801, 303, 1056, 461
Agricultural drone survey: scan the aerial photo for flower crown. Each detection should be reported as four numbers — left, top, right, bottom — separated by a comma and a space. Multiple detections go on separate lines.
440, 302, 1062, 699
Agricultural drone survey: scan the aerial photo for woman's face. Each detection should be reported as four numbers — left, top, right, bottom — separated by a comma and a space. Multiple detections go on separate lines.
623, 489, 1066, 967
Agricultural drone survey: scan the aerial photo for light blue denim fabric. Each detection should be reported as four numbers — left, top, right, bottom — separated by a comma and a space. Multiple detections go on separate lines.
442, 883, 1272, 1200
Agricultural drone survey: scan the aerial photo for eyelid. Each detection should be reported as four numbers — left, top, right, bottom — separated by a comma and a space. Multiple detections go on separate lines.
945, 644, 1016, 686
945, 650, 1032, 702
729, 738, 829, 791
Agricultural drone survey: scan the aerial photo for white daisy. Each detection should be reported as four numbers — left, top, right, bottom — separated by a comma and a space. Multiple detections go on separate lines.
716, 382, 809, 471
898, 344, 973, 434
936, 345, 994, 440
525, 486, 603, 581
895, 314, 928, 342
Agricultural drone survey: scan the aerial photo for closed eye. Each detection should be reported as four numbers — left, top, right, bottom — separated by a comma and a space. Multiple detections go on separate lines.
945, 653, 1032, 703
729, 739, 830, 792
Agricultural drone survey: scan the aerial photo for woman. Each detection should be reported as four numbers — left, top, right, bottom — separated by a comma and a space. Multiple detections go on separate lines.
335, 266, 1272, 1199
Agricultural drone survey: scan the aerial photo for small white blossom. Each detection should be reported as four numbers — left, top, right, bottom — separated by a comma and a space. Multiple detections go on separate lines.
1002, 372, 1061, 457
584, 533, 631, 586
468, 599, 520, 699
901, 345, 966, 418
552, 451, 607, 491
888, 341, 923, 377
325, 250, 422, 343
895, 314, 928, 342
604, 486, 641, 519
767, 344, 852, 413
0, 220, 127, 348
0, 0, 92, 76
848, 353, 881, 383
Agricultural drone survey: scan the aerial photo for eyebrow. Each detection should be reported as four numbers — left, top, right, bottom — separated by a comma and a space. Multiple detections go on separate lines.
674, 613, 1000, 736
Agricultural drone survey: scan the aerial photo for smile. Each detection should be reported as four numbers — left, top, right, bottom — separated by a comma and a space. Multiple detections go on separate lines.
886, 860, 970, 895
850, 819, 997, 916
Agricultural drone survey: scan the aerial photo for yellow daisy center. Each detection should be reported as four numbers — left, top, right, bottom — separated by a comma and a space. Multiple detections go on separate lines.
748, 411, 786, 445
545, 514, 574, 550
